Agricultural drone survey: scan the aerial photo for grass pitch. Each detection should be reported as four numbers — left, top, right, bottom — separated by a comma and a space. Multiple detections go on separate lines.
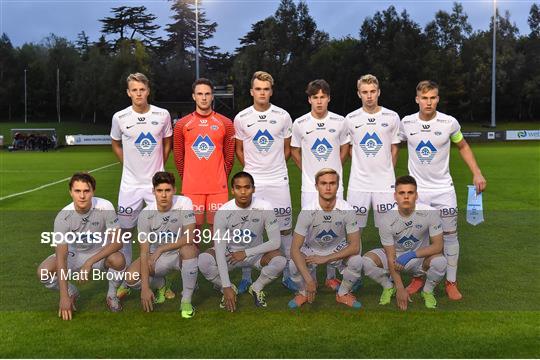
0, 135, 539, 357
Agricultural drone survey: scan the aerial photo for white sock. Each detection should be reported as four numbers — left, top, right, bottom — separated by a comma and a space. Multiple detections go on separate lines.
280, 233, 293, 280
121, 235, 132, 266
288, 259, 305, 291
241, 267, 252, 282
424, 256, 447, 293
338, 255, 363, 296
107, 267, 125, 297
198, 252, 222, 288
444, 233, 459, 282
252, 256, 286, 292
181, 258, 198, 303
362, 256, 393, 289
150, 276, 165, 290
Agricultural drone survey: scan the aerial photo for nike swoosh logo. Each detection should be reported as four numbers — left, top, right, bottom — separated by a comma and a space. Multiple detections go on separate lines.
355, 125, 363, 128
409, 132, 418, 136
187, 127, 195, 131
126, 125, 135, 129
231, 223, 240, 227
306, 130, 315, 134
247, 123, 255, 127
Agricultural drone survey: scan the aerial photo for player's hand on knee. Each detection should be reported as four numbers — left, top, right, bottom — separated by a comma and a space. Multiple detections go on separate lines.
305, 255, 326, 265
223, 287, 236, 312
141, 288, 154, 312
228, 251, 246, 265
306, 279, 317, 303
396, 288, 409, 311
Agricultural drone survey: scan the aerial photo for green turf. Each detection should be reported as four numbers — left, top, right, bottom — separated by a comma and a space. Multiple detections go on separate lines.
0, 142, 539, 358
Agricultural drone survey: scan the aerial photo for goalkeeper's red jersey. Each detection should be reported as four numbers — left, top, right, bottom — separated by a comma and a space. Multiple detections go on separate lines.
173, 111, 235, 194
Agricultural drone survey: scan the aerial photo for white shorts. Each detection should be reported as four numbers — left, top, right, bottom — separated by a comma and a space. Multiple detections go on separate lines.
346, 191, 396, 228
368, 248, 425, 277
47, 249, 106, 272
153, 250, 181, 277
117, 186, 155, 228
301, 190, 344, 209
418, 189, 458, 232
300, 240, 349, 271
254, 182, 292, 231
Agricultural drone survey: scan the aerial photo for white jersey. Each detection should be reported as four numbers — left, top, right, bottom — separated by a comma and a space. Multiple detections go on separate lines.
213, 197, 281, 288
345, 107, 400, 192
378, 203, 443, 254
294, 198, 358, 255
234, 105, 292, 183
399, 111, 461, 191
137, 195, 195, 253
111, 105, 173, 188
291, 111, 349, 192
54, 197, 119, 252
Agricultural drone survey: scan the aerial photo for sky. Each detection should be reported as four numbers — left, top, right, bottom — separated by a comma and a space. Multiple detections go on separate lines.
0, 0, 533, 53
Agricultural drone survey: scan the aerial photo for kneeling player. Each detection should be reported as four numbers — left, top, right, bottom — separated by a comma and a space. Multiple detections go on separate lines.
122, 172, 197, 318
37, 173, 125, 320
362, 175, 447, 310
198, 171, 286, 311
288, 168, 363, 309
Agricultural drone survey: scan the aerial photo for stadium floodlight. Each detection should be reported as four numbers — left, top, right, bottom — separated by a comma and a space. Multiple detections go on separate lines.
195, 0, 200, 79
491, 0, 497, 128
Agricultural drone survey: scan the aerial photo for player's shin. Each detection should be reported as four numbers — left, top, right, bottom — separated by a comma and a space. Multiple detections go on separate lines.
107, 267, 125, 298
181, 258, 198, 303
362, 256, 393, 289
252, 256, 286, 292
280, 233, 293, 279
443, 234, 459, 282
198, 253, 222, 288
424, 256, 447, 293
338, 255, 362, 296
121, 237, 133, 266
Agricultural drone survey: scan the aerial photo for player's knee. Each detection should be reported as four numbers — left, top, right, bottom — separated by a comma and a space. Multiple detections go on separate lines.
106, 252, 125, 270
430, 256, 447, 275
347, 254, 363, 273
180, 244, 199, 260
269, 255, 287, 272
197, 252, 216, 278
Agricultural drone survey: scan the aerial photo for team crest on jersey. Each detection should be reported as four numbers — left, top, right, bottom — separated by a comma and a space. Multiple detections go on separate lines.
253, 129, 274, 152
192, 135, 215, 160
134, 132, 157, 156
415, 140, 437, 164
315, 229, 338, 246
359, 132, 383, 157
397, 235, 420, 249
311, 138, 333, 161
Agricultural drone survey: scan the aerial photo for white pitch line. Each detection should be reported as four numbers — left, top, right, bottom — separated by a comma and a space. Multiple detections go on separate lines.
0, 162, 120, 201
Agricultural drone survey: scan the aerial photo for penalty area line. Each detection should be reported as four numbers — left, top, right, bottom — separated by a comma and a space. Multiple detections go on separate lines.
0, 162, 120, 201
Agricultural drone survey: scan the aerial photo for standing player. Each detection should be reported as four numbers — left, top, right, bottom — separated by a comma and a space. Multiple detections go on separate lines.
288, 168, 363, 309
234, 71, 293, 293
122, 172, 198, 318
37, 173, 125, 320
345, 74, 401, 230
110, 73, 173, 267
291, 79, 349, 290
363, 175, 447, 310
198, 171, 286, 311
399, 80, 487, 300
173, 78, 235, 233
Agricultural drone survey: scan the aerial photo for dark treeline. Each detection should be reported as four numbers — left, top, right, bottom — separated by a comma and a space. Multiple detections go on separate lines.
1, 0, 539, 123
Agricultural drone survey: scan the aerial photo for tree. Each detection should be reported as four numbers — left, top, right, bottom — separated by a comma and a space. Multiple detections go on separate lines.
528, 3, 540, 38
99, 6, 160, 49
